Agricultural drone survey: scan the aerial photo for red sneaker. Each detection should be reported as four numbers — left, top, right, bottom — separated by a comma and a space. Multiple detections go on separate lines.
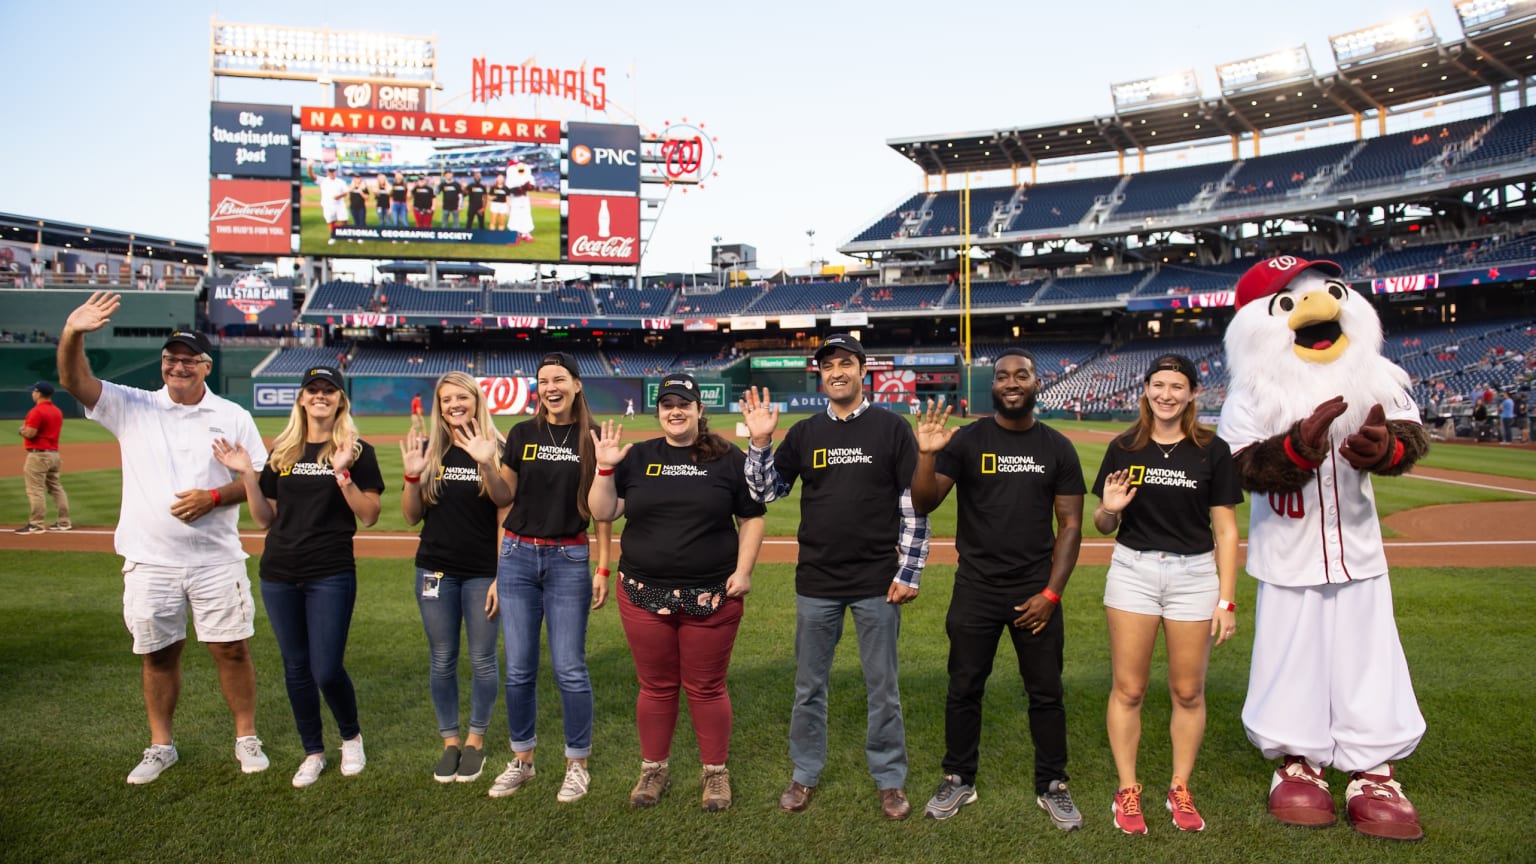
1346, 766, 1423, 841
1268, 755, 1337, 827
1166, 783, 1206, 832
1112, 783, 1148, 835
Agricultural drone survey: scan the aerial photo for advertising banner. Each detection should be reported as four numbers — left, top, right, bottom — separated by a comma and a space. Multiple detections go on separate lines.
751, 356, 808, 369
566, 194, 639, 264
778, 314, 817, 328
208, 179, 293, 254
1372, 273, 1439, 294
253, 382, 301, 415
567, 122, 641, 194
477, 376, 539, 415
729, 315, 767, 331
208, 272, 295, 326
683, 318, 718, 332
210, 102, 294, 178
333, 82, 428, 113
300, 106, 558, 143
298, 134, 561, 262
894, 353, 957, 367
872, 370, 916, 401
830, 311, 869, 327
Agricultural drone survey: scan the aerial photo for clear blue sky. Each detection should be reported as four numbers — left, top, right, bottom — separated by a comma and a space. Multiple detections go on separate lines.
0, 0, 1486, 277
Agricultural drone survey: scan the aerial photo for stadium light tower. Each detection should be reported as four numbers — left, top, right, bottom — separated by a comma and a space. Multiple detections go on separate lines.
806, 228, 817, 270
713, 234, 723, 286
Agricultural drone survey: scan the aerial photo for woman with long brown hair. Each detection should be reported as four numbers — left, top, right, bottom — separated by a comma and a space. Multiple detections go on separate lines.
589, 373, 766, 812
1091, 354, 1241, 834
485, 353, 612, 804
213, 365, 383, 788
400, 371, 508, 783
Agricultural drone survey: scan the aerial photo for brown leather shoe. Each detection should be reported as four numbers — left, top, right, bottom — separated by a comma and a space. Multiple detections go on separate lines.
880, 787, 911, 821
778, 780, 815, 812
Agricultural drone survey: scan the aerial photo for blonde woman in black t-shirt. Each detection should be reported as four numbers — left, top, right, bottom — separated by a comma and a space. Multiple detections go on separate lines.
400, 371, 510, 784
214, 365, 383, 789
1091, 354, 1242, 834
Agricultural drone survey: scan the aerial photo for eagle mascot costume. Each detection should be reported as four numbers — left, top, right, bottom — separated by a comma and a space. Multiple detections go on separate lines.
1217, 256, 1430, 841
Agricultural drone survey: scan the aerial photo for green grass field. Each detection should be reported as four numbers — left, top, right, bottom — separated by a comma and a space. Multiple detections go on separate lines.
0, 553, 1529, 863
297, 183, 560, 262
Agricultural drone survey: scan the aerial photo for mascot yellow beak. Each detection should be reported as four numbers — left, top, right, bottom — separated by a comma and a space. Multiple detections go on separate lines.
1287, 289, 1350, 363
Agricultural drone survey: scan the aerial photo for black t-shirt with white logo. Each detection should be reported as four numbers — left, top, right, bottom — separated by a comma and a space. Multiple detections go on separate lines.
258, 440, 386, 583
467, 182, 487, 208
440, 181, 462, 209
412, 186, 435, 210
417, 445, 501, 578
614, 437, 765, 590
391, 184, 407, 203
936, 418, 1086, 590
490, 186, 510, 204
502, 419, 592, 538
1092, 433, 1243, 556
774, 407, 917, 599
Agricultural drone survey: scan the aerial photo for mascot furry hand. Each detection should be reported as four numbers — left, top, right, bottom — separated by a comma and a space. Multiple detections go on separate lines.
1217, 256, 1428, 842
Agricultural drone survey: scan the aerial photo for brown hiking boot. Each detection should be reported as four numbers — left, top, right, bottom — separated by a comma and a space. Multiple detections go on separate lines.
702, 764, 732, 812
629, 759, 670, 808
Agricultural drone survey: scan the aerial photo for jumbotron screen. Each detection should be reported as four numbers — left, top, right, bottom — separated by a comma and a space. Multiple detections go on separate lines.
297, 133, 561, 262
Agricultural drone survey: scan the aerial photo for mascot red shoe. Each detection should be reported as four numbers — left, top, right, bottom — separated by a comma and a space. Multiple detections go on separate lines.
1217, 256, 1429, 841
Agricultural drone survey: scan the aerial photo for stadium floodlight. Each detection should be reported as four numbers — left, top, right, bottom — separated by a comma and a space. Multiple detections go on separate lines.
1455, 0, 1536, 34
210, 19, 436, 86
1217, 46, 1315, 94
1111, 69, 1200, 111
1328, 12, 1437, 66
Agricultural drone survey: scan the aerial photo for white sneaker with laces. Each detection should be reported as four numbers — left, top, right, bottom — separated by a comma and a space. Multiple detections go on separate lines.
126, 744, 178, 785
293, 754, 326, 788
340, 735, 366, 776
235, 736, 269, 774
557, 761, 591, 803
488, 760, 536, 798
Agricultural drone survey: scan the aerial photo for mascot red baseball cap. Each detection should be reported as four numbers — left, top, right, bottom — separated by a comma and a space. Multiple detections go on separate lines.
1234, 256, 1343, 310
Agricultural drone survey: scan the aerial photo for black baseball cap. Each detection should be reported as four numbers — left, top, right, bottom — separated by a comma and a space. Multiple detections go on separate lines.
539, 352, 582, 378
1145, 353, 1199, 388
31, 381, 54, 397
301, 365, 346, 390
813, 334, 866, 364
657, 373, 701, 403
163, 330, 212, 357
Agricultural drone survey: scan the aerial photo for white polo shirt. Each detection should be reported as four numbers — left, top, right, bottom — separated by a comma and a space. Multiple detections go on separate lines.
87, 380, 268, 567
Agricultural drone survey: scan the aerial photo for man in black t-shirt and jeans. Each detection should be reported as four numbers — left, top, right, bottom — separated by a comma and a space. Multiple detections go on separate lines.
741, 334, 929, 821
438, 170, 463, 229
910, 347, 1087, 830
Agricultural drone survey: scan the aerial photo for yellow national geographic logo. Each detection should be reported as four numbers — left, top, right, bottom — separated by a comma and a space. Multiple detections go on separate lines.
981, 453, 997, 474
646, 463, 662, 476
813, 448, 827, 469
1128, 465, 1146, 485
522, 443, 538, 461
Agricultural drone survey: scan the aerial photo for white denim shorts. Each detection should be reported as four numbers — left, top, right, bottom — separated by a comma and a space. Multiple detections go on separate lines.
1103, 543, 1219, 622
122, 560, 255, 654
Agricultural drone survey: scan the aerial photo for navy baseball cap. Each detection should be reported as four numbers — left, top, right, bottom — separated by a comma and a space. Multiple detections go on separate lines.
31, 381, 54, 396
163, 330, 212, 357
657, 373, 701, 403
813, 334, 866, 364
1145, 353, 1199, 388
301, 365, 346, 390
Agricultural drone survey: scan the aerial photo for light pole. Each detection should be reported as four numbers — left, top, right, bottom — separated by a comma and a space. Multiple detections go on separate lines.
713, 234, 723, 287
806, 228, 816, 272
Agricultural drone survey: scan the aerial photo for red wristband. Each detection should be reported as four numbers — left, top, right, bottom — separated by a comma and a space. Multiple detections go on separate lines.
1283, 436, 1323, 470
596, 467, 615, 476
336, 469, 352, 486
596, 567, 611, 577
1216, 599, 1237, 613
1041, 587, 1061, 605
403, 474, 421, 483
208, 488, 222, 507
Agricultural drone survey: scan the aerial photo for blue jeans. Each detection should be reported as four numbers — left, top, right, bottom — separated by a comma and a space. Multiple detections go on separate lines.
443, 209, 461, 228
261, 572, 361, 755
416, 569, 499, 739
496, 536, 594, 759
389, 202, 408, 226
789, 593, 906, 789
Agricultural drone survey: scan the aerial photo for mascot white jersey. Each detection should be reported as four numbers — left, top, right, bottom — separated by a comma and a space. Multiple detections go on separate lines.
1217, 256, 1430, 842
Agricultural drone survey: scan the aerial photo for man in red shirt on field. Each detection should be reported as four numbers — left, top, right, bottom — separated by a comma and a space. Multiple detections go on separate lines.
16, 380, 71, 534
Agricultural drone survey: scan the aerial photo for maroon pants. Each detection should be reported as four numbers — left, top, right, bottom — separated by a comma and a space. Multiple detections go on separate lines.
414, 209, 433, 228
618, 590, 743, 764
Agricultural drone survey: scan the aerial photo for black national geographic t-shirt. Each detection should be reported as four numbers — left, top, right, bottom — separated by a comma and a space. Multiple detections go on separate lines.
774, 406, 917, 599
502, 418, 593, 538
935, 418, 1086, 591
259, 440, 385, 583
614, 437, 765, 589
1092, 433, 1242, 556
416, 445, 501, 578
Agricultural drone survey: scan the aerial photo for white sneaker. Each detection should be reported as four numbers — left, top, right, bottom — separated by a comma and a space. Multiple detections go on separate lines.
557, 761, 591, 803
235, 736, 269, 774
488, 759, 536, 798
126, 744, 178, 785
340, 735, 366, 776
293, 754, 326, 788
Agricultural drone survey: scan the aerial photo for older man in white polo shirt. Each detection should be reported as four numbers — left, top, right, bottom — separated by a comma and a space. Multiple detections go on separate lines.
58, 292, 271, 785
